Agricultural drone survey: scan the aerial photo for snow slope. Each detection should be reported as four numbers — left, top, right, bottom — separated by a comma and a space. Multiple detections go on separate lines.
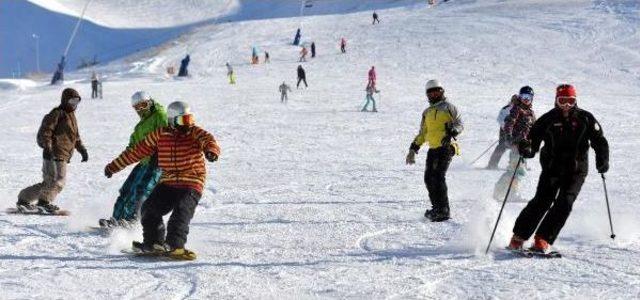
1, 0, 640, 298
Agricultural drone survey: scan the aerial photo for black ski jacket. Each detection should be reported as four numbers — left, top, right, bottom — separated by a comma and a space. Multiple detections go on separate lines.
525, 107, 608, 176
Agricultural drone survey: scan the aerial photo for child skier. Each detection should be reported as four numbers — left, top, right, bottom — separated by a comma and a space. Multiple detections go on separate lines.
492, 86, 536, 203
104, 101, 220, 259
487, 95, 517, 169
361, 83, 379, 112
99, 91, 167, 228
405, 80, 463, 222
17, 88, 88, 214
279, 81, 292, 103
507, 84, 609, 254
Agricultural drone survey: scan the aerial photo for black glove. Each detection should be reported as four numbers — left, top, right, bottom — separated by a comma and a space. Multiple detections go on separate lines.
205, 151, 218, 162
445, 122, 459, 138
79, 148, 89, 162
43, 147, 53, 160
518, 139, 534, 158
104, 166, 113, 178
596, 160, 609, 174
441, 135, 453, 147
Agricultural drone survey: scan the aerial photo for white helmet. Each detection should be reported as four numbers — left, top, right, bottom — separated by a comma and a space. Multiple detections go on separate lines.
131, 91, 151, 106
167, 101, 192, 127
425, 79, 443, 91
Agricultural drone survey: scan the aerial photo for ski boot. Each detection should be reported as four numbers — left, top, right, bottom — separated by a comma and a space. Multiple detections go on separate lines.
16, 199, 37, 213
530, 234, 551, 254
36, 200, 60, 214
424, 208, 450, 222
131, 241, 170, 254
506, 235, 525, 251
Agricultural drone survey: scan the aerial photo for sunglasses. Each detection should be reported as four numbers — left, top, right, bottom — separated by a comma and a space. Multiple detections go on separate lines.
68, 97, 81, 105
557, 96, 576, 106
173, 114, 195, 127
133, 101, 151, 111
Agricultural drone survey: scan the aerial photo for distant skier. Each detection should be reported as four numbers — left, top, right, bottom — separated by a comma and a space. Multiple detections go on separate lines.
487, 95, 518, 169
226, 62, 235, 84
361, 83, 379, 112
296, 65, 308, 88
492, 86, 536, 203
16, 88, 88, 214
99, 91, 167, 228
91, 72, 100, 99
105, 101, 221, 259
265, 51, 270, 63
405, 80, 463, 222
340, 38, 347, 53
293, 28, 301, 46
178, 54, 190, 77
311, 42, 316, 58
252, 46, 259, 64
367, 66, 377, 89
372, 11, 380, 24
507, 84, 609, 254
299, 46, 308, 62
279, 81, 292, 103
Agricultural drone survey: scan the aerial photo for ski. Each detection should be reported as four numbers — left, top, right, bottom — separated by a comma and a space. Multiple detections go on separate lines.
504, 247, 561, 258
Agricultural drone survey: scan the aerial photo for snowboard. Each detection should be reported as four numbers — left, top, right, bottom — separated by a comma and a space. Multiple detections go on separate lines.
6, 207, 70, 216
121, 241, 197, 261
505, 247, 562, 259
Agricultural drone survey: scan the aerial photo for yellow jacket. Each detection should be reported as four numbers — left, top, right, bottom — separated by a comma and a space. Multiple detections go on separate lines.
411, 99, 463, 150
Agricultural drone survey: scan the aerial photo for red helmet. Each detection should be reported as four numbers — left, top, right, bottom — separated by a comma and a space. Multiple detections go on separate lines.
556, 84, 576, 99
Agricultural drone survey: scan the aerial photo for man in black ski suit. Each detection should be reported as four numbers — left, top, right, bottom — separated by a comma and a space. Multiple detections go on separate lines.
507, 84, 609, 253
296, 65, 308, 88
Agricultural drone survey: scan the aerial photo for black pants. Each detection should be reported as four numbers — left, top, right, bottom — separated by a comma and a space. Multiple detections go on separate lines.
424, 146, 454, 212
512, 171, 585, 244
341, 45, 346, 53
297, 77, 308, 88
91, 81, 98, 99
141, 184, 201, 248
487, 130, 509, 168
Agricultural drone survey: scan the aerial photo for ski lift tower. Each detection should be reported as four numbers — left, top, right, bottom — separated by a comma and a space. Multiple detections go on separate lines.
51, 0, 92, 85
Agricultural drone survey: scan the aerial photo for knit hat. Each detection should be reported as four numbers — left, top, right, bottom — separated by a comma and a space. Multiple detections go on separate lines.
556, 84, 576, 99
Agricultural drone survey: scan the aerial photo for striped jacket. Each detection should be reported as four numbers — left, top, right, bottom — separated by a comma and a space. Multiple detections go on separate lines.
107, 126, 220, 193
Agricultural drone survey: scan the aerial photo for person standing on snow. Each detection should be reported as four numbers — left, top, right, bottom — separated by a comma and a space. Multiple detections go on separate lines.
99, 91, 168, 228
16, 88, 88, 214
299, 46, 308, 62
368, 66, 377, 89
91, 72, 100, 99
492, 86, 536, 203
507, 84, 609, 254
226, 62, 235, 84
487, 95, 518, 169
105, 101, 220, 259
340, 38, 347, 54
293, 28, 301, 46
279, 81, 292, 103
178, 54, 190, 77
405, 80, 463, 222
311, 42, 316, 58
265, 51, 270, 63
361, 83, 379, 112
372, 11, 380, 24
296, 65, 308, 88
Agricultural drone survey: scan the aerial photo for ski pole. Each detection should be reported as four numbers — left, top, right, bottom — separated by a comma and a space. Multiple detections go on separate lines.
485, 156, 523, 254
601, 174, 616, 240
470, 139, 499, 165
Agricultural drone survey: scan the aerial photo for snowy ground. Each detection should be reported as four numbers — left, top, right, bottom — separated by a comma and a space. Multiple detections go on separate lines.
1, 0, 640, 299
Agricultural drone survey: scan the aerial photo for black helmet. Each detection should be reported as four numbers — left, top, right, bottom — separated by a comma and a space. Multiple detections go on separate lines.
519, 86, 534, 96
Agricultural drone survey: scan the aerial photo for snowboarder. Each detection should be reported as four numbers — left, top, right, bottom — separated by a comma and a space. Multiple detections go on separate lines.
368, 66, 377, 90
279, 82, 292, 103
104, 101, 221, 259
265, 51, 270, 63
405, 80, 463, 222
299, 46, 308, 62
296, 65, 308, 89
507, 84, 609, 254
226, 62, 235, 84
487, 95, 518, 169
99, 91, 168, 228
16, 88, 88, 214
492, 86, 536, 203
372, 11, 380, 24
311, 42, 316, 58
361, 83, 379, 112
178, 55, 190, 77
293, 28, 301, 46
91, 72, 100, 99
340, 38, 347, 53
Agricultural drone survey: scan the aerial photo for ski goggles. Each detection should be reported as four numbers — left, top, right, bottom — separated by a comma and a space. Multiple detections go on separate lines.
519, 93, 534, 101
68, 97, 81, 105
557, 96, 576, 106
172, 114, 195, 127
133, 100, 151, 111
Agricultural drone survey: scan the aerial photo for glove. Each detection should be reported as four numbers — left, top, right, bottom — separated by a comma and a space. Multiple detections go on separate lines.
441, 135, 453, 147
104, 166, 113, 178
518, 139, 534, 158
205, 151, 218, 162
445, 122, 459, 138
596, 160, 609, 174
405, 149, 416, 165
79, 148, 89, 162
43, 147, 53, 160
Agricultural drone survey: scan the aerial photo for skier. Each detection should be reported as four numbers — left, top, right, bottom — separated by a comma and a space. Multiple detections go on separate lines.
340, 38, 347, 54
492, 86, 536, 203
16, 88, 88, 214
296, 65, 308, 89
311, 42, 316, 58
293, 28, 301, 46
487, 95, 518, 169
507, 84, 609, 254
99, 91, 168, 228
91, 72, 100, 99
372, 11, 380, 24
226, 62, 235, 84
299, 46, 308, 62
104, 101, 221, 259
178, 55, 190, 77
368, 66, 377, 90
405, 80, 463, 222
265, 51, 270, 63
251, 46, 259, 64
361, 83, 379, 112
279, 81, 292, 103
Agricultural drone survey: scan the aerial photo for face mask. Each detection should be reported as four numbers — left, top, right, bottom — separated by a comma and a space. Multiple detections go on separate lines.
66, 97, 80, 111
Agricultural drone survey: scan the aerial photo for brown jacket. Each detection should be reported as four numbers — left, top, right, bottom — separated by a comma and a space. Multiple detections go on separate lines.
37, 89, 85, 161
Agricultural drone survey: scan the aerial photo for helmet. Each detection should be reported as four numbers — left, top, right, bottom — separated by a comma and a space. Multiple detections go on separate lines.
131, 91, 151, 106
519, 86, 534, 96
167, 101, 194, 127
425, 79, 443, 92
556, 84, 576, 99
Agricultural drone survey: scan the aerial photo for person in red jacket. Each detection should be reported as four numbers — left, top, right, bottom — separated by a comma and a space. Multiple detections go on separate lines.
368, 66, 377, 89
104, 101, 220, 259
